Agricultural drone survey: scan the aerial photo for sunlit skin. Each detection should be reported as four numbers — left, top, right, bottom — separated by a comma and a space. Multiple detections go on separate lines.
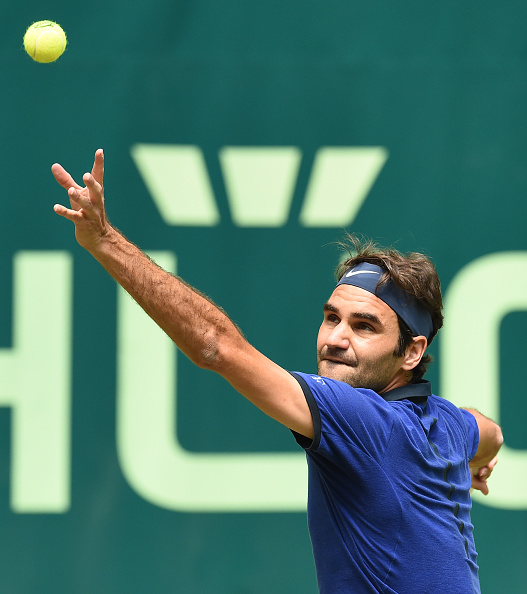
316, 285, 427, 393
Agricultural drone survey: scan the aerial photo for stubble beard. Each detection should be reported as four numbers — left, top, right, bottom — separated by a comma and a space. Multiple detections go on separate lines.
317, 349, 400, 393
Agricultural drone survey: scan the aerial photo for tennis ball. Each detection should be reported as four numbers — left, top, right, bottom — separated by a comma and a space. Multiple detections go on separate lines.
24, 20, 67, 63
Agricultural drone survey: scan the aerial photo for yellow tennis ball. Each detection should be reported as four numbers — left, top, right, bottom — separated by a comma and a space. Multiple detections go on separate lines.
24, 20, 67, 63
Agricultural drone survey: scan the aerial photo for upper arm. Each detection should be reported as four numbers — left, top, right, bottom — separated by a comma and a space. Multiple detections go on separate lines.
209, 337, 315, 439
462, 408, 503, 467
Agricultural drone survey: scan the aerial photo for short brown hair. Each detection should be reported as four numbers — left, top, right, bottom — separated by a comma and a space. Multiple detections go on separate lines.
336, 234, 444, 382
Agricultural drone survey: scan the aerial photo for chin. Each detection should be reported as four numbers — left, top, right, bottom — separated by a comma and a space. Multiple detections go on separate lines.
318, 361, 355, 384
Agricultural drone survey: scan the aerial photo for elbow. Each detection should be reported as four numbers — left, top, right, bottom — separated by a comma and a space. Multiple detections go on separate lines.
189, 331, 221, 370
494, 424, 504, 453
477, 423, 504, 467
191, 326, 240, 371
195, 339, 222, 370
470, 418, 504, 468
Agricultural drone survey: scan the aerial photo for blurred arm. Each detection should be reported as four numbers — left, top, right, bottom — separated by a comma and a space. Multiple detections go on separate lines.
463, 407, 503, 495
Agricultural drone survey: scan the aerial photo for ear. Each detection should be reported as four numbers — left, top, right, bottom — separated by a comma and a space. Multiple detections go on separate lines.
401, 336, 428, 371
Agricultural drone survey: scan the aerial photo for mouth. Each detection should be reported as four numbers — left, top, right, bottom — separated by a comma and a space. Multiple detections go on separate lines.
320, 356, 355, 368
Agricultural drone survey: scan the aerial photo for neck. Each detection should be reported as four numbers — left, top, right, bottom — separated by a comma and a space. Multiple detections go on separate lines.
379, 370, 412, 394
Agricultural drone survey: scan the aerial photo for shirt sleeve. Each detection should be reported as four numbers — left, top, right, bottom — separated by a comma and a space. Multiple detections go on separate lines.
459, 408, 480, 461
290, 372, 394, 464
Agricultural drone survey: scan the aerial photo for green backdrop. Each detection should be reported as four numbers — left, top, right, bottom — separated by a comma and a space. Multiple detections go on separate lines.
1, 1, 526, 591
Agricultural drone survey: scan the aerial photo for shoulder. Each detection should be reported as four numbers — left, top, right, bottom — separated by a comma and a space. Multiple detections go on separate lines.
291, 372, 389, 413
426, 395, 480, 456
428, 395, 476, 427
290, 372, 395, 453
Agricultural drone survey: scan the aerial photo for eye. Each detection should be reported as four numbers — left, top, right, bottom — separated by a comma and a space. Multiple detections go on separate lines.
356, 322, 375, 332
325, 313, 340, 324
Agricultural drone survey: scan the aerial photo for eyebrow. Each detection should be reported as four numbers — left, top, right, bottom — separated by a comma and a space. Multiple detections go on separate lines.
323, 302, 383, 326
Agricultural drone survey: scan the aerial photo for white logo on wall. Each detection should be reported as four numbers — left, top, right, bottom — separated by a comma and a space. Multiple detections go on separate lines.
130, 144, 388, 228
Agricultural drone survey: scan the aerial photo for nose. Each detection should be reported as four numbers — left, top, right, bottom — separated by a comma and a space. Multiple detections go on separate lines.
325, 322, 350, 350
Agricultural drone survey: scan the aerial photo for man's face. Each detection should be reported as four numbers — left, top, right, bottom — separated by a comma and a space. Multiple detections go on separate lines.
316, 284, 408, 393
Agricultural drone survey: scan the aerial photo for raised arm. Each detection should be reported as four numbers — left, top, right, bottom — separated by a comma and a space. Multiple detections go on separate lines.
462, 407, 503, 495
52, 149, 314, 439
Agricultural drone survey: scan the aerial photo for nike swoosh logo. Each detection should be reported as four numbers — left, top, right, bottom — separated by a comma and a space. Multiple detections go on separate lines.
345, 270, 380, 278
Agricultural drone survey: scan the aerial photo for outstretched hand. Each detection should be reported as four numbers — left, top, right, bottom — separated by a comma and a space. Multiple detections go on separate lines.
470, 455, 498, 496
52, 149, 109, 251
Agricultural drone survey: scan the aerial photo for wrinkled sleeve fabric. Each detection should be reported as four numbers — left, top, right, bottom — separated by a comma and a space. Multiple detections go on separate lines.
459, 408, 480, 461
289, 371, 394, 463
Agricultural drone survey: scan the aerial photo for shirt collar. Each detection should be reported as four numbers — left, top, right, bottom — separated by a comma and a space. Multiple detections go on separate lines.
381, 380, 432, 403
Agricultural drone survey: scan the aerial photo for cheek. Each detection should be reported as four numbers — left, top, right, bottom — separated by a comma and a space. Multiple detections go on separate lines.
353, 337, 387, 364
316, 325, 325, 349
316, 336, 324, 355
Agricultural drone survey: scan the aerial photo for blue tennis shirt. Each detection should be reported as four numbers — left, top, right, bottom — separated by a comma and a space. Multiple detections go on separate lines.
290, 373, 480, 594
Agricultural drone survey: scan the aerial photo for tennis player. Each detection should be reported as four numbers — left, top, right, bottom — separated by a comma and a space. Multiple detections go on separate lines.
52, 149, 503, 594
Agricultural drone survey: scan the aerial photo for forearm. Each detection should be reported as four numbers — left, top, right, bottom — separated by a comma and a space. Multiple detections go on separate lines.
91, 224, 245, 368
463, 408, 504, 467
52, 153, 314, 435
